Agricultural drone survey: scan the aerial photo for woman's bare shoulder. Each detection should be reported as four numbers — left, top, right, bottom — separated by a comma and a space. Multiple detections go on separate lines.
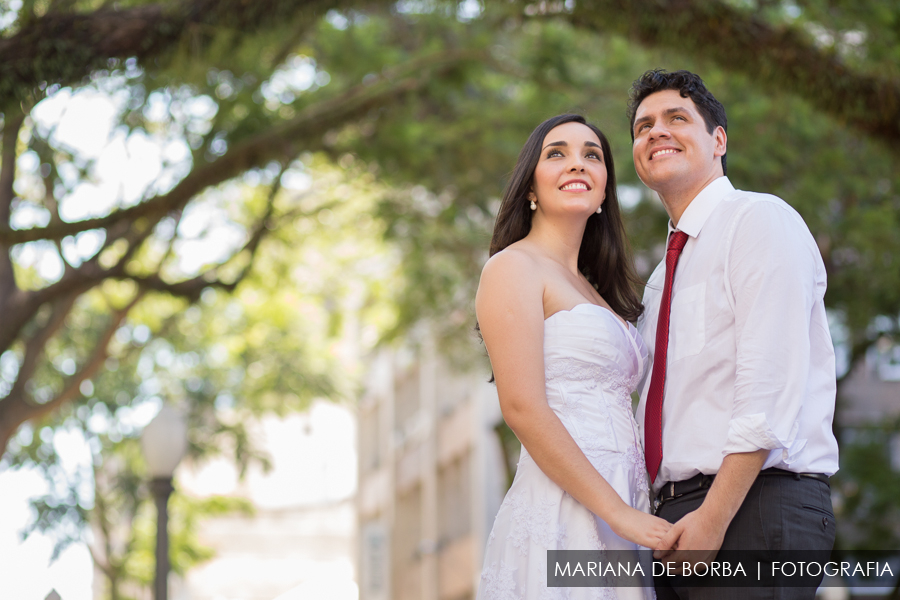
477, 242, 545, 321
481, 240, 543, 280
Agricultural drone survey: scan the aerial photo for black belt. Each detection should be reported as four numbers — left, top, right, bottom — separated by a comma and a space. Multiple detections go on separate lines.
656, 468, 830, 504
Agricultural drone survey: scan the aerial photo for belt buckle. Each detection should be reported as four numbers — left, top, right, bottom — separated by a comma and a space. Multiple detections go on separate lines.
654, 481, 676, 511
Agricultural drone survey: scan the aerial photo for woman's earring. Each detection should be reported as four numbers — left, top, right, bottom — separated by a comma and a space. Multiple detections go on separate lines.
596, 205, 603, 214
529, 194, 537, 211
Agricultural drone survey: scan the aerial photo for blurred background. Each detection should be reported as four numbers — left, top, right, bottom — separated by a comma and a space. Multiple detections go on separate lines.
0, 0, 898, 599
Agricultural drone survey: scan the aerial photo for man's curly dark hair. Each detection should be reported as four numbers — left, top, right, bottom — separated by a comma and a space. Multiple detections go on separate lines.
627, 69, 728, 175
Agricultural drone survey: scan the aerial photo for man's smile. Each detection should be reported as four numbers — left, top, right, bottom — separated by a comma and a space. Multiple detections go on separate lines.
651, 148, 680, 160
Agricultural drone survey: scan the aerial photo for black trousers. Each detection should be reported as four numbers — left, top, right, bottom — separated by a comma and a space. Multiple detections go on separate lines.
654, 474, 836, 600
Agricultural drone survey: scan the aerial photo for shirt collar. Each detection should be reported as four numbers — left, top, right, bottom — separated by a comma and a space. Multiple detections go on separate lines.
667, 176, 735, 238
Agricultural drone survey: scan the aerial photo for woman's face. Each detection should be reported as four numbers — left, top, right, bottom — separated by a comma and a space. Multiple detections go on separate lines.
532, 122, 607, 217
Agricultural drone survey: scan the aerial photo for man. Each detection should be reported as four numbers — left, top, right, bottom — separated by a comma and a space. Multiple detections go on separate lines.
629, 69, 839, 599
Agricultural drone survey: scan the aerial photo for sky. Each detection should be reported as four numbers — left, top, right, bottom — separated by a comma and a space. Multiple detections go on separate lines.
0, 83, 358, 600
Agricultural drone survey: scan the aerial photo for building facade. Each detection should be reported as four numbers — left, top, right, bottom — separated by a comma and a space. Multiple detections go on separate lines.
357, 339, 508, 600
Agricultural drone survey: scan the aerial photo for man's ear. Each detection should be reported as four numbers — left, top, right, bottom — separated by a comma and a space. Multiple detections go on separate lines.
714, 126, 727, 158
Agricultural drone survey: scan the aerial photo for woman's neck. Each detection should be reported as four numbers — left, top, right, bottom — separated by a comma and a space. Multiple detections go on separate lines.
525, 215, 586, 275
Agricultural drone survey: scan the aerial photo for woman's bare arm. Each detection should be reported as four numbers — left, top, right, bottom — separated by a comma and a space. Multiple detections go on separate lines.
476, 249, 671, 549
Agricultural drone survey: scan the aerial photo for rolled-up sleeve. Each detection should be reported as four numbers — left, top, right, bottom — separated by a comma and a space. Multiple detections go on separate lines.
722, 199, 820, 455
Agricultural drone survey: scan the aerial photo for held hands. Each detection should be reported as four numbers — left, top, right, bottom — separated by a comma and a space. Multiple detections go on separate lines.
610, 505, 673, 551
652, 507, 725, 570
650, 451, 763, 571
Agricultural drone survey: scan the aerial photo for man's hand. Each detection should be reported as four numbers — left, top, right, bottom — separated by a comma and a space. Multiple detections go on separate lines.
653, 506, 726, 570
655, 450, 768, 573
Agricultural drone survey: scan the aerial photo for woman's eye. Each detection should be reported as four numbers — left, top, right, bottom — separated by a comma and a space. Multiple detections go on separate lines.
546, 149, 563, 158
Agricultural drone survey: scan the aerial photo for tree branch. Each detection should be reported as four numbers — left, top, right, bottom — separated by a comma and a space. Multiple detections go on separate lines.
116, 178, 281, 301
7, 292, 79, 402
0, 112, 25, 311
0, 0, 393, 109
0, 113, 23, 221
155, 209, 185, 270
0, 259, 113, 357
33, 130, 78, 273
233, 160, 288, 279
0, 47, 476, 357
560, 0, 900, 147
0, 293, 144, 455
123, 223, 270, 300
85, 542, 115, 583
0, 47, 481, 246
122, 159, 289, 300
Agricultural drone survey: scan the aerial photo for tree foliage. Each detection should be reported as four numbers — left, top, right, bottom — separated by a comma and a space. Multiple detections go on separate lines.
562, 0, 900, 146
832, 416, 900, 553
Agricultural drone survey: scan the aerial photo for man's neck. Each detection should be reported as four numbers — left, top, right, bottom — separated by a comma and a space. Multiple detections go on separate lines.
657, 170, 724, 227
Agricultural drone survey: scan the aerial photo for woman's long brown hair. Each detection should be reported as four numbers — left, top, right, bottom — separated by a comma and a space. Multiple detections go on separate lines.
488, 113, 644, 322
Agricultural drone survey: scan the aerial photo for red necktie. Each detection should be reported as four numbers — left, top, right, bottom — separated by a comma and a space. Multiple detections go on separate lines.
645, 230, 690, 483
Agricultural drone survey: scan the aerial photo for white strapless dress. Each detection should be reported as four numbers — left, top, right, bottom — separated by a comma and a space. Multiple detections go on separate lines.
477, 304, 655, 600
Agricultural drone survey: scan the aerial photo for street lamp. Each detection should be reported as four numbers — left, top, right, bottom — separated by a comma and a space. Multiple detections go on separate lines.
140, 404, 188, 600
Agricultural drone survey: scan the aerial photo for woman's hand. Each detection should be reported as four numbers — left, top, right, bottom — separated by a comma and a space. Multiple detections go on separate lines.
609, 505, 673, 550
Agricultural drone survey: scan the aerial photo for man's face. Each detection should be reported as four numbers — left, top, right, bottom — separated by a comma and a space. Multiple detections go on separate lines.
631, 90, 726, 196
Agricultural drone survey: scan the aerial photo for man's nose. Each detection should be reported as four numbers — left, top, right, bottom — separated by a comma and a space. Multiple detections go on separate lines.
648, 121, 670, 140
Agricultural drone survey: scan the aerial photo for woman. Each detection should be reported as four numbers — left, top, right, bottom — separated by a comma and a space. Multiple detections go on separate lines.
475, 114, 670, 599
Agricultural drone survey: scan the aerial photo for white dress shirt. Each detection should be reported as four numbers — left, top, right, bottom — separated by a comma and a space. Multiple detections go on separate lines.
636, 176, 840, 493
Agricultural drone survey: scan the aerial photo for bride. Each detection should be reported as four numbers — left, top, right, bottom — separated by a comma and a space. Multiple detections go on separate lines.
475, 114, 670, 599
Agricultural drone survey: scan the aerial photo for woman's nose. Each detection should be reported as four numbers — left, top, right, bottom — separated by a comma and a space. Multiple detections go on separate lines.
568, 156, 585, 171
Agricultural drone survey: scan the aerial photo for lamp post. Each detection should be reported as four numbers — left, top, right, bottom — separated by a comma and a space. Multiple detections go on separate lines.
140, 405, 188, 600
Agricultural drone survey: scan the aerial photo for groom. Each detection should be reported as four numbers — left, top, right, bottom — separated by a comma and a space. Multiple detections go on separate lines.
629, 69, 839, 599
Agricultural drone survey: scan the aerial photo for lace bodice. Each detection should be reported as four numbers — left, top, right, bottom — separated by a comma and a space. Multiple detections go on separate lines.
543, 303, 648, 408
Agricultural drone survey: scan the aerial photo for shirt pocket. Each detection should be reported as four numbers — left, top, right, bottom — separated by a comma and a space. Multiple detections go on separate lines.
670, 282, 706, 361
